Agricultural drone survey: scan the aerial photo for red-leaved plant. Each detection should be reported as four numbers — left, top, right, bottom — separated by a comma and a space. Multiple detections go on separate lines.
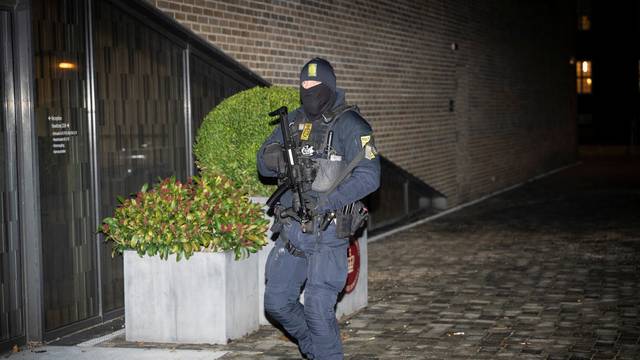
100, 175, 269, 261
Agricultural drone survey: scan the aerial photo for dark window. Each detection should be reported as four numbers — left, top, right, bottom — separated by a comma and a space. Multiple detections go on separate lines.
94, 0, 187, 312
32, 0, 98, 331
189, 54, 246, 145
577, 0, 591, 31
578, 15, 591, 31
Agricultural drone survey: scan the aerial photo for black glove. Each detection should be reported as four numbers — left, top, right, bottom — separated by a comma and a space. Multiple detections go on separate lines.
262, 143, 285, 173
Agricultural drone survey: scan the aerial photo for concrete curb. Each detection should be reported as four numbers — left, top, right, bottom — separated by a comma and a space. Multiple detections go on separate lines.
77, 329, 125, 347
368, 161, 582, 243
8, 346, 228, 360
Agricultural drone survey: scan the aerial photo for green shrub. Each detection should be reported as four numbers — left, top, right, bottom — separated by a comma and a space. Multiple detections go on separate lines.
194, 86, 300, 196
100, 175, 269, 261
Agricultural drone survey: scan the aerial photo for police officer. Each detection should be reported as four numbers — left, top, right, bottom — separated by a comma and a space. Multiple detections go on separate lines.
257, 58, 380, 359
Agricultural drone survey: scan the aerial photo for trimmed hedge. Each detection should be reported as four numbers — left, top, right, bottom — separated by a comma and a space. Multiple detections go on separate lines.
194, 86, 300, 196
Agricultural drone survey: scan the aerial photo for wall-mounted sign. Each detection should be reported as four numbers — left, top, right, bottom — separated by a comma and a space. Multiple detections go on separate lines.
344, 240, 360, 294
48, 115, 77, 155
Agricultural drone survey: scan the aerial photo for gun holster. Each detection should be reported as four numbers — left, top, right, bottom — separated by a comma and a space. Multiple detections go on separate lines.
269, 205, 287, 234
270, 205, 315, 234
335, 201, 368, 239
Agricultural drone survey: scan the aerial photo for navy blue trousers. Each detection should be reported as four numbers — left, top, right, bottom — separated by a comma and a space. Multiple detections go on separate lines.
264, 221, 348, 360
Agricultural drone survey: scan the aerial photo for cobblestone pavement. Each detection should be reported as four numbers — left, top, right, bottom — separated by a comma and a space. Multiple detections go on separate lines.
101, 159, 640, 359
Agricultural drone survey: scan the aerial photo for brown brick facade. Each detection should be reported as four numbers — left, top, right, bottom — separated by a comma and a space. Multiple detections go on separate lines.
148, 0, 577, 206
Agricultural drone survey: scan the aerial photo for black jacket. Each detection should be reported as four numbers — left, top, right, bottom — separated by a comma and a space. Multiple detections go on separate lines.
257, 88, 380, 213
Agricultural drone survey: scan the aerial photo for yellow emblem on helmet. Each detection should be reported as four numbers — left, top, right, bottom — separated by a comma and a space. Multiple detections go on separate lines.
308, 63, 317, 77
301, 123, 313, 140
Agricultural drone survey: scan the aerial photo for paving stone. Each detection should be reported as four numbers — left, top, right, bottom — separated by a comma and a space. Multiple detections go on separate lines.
91, 160, 640, 359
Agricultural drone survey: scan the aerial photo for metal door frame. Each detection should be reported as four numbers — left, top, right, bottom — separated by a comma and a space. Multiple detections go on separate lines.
12, 0, 45, 344
0, 5, 28, 350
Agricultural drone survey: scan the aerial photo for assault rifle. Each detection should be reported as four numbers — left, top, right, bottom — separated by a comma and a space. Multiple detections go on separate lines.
265, 106, 312, 229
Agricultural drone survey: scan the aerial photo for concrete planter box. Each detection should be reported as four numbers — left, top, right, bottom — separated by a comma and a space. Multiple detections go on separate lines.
250, 197, 275, 326
258, 238, 275, 325
336, 231, 368, 319
124, 250, 259, 344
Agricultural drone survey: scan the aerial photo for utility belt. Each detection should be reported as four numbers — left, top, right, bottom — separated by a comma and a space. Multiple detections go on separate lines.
279, 202, 369, 259
271, 201, 368, 240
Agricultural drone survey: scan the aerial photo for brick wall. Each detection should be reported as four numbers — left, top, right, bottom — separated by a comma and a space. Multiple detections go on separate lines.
148, 0, 577, 206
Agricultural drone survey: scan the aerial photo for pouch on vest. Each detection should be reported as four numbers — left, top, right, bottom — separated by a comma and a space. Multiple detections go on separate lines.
310, 104, 364, 193
311, 157, 346, 192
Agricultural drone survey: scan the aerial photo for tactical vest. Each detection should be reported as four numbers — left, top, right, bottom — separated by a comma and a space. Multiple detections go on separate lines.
275, 105, 370, 240
288, 105, 359, 195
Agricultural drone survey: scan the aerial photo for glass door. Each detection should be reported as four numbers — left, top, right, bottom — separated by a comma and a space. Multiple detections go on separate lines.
31, 0, 99, 332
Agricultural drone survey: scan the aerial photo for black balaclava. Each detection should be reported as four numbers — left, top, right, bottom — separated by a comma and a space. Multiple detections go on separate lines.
300, 58, 337, 120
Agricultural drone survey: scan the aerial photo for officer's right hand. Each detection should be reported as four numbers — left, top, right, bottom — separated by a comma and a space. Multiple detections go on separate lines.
262, 143, 285, 173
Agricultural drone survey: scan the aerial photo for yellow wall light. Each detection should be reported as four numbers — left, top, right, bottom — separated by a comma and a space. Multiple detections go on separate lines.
58, 62, 76, 69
